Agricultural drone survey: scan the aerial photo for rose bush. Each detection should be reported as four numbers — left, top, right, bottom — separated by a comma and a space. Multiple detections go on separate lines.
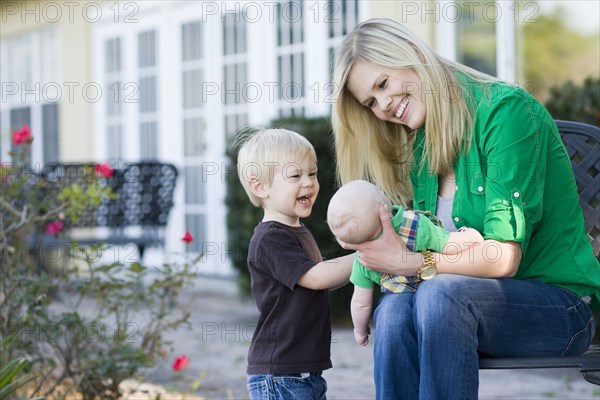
1, 127, 199, 399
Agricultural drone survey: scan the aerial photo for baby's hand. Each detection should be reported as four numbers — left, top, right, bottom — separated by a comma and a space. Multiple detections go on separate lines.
354, 327, 370, 346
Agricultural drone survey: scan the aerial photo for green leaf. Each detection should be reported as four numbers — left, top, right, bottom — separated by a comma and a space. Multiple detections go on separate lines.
0, 358, 27, 384
95, 262, 121, 273
129, 262, 146, 273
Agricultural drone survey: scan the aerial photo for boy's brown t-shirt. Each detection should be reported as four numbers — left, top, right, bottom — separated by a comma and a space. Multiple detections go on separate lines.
246, 220, 332, 374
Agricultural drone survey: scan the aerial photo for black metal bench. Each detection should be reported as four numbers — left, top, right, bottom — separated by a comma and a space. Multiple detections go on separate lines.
479, 120, 600, 385
41, 161, 178, 260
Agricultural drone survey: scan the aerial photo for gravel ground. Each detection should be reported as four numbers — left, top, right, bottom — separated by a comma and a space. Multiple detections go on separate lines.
139, 276, 598, 400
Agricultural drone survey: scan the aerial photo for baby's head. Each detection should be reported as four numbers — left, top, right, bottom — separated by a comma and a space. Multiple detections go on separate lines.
327, 180, 392, 244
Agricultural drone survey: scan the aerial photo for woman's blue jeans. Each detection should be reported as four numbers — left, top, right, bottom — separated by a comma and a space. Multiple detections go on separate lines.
373, 274, 595, 400
247, 372, 327, 400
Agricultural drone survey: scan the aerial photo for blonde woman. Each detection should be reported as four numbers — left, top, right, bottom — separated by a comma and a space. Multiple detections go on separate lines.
331, 18, 599, 400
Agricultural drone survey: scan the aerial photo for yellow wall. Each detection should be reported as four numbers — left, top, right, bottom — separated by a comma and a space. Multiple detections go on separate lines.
1, 0, 94, 161
365, 0, 435, 46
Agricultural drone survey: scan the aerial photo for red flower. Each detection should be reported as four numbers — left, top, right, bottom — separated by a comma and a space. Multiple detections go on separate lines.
12, 125, 32, 145
172, 355, 190, 371
95, 163, 114, 178
182, 231, 193, 244
45, 220, 64, 236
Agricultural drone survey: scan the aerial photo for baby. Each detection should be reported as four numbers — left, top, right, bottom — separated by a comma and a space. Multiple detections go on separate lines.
327, 180, 484, 345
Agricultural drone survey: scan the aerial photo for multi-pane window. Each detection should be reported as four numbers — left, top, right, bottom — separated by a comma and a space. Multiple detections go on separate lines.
185, 214, 206, 253
277, 53, 304, 102
223, 13, 249, 142
182, 21, 203, 61
327, 0, 359, 92
105, 38, 123, 161
107, 125, 123, 161
183, 118, 205, 156
105, 37, 121, 74
182, 69, 203, 109
181, 20, 207, 254
42, 103, 59, 163
10, 108, 31, 159
140, 122, 158, 158
0, 28, 59, 164
138, 30, 159, 159
327, 0, 359, 38
8, 35, 33, 89
223, 63, 247, 105
224, 113, 248, 143
223, 12, 247, 55
181, 21, 204, 154
277, 0, 303, 46
184, 165, 207, 205
276, 0, 305, 118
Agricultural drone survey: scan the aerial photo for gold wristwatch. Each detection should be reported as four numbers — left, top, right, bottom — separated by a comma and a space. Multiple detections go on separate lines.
417, 250, 437, 281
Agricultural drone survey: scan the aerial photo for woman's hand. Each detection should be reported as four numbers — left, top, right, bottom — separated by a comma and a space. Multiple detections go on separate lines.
338, 205, 422, 276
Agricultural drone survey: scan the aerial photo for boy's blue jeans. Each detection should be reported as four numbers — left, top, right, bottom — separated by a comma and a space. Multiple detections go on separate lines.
374, 274, 595, 400
247, 372, 327, 400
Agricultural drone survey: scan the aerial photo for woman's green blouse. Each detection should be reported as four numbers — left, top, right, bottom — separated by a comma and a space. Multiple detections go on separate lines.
411, 74, 600, 309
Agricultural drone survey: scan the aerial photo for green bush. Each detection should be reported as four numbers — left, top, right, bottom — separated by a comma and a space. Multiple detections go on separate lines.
544, 76, 600, 126
1, 127, 198, 399
225, 116, 354, 322
0, 335, 43, 400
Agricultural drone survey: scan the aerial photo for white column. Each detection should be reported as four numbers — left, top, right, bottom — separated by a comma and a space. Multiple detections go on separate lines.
91, 25, 106, 161
304, 0, 330, 117
434, 0, 457, 61
247, 8, 277, 126
495, 1, 516, 82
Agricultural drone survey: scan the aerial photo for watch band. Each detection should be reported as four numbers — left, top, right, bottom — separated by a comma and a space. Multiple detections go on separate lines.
417, 250, 437, 281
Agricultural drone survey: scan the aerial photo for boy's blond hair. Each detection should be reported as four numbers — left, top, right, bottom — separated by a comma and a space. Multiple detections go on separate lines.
328, 180, 392, 245
234, 128, 317, 207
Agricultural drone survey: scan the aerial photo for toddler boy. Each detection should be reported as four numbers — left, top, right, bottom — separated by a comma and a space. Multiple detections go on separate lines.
236, 128, 354, 399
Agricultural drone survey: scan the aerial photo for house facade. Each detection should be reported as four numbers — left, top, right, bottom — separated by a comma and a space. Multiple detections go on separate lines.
1, 0, 598, 275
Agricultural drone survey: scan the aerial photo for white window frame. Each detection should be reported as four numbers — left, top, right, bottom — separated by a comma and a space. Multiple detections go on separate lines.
435, 0, 516, 82
0, 27, 60, 166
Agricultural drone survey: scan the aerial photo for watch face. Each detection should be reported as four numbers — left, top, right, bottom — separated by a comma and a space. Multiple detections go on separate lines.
420, 266, 437, 280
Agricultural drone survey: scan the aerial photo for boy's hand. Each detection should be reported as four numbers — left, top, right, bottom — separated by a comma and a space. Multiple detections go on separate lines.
354, 327, 370, 346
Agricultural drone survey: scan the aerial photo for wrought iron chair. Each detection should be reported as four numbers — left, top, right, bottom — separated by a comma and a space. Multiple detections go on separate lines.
478, 120, 600, 385
41, 161, 178, 259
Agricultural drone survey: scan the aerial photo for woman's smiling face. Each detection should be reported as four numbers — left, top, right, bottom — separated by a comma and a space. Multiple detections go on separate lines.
347, 59, 426, 130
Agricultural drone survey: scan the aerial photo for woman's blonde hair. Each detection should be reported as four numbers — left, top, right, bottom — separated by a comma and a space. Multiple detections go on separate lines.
233, 128, 317, 207
331, 18, 497, 206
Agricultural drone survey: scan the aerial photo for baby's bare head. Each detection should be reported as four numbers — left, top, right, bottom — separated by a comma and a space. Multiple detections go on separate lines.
327, 180, 392, 244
